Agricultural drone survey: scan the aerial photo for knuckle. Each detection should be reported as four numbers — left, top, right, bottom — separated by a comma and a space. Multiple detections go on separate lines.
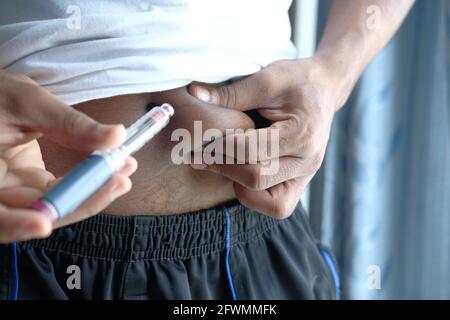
278, 131, 291, 150
278, 116, 304, 153
258, 72, 276, 93
218, 85, 237, 108
3, 70, 36, 85
273, 60, 293, 79
299, 127, 318, 155
15, 73, 36, 85
64, 110, 91, 133
64, 112, 82, 132
245, 169, 266, 190
0, 71, 34, 112
270, 201, 294, 220
310, 153, 324, 173
4, 83, 40, 118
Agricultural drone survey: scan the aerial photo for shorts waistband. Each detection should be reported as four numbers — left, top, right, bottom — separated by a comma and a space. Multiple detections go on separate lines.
20, 203, 279, 261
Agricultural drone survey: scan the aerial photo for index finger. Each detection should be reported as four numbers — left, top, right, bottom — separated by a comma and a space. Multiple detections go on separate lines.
193, 123, 296, 165
14, 86, 126, 152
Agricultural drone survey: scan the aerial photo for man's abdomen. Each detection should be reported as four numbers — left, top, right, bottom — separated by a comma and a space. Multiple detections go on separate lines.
39, 86, 255, 215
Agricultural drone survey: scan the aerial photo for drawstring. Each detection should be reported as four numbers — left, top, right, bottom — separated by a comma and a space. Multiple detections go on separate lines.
10, 242, 19, 300
320, 249, 340, 300
224, 207, 237, 300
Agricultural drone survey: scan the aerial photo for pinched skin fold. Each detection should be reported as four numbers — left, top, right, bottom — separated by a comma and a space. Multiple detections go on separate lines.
39, 85, 255, 215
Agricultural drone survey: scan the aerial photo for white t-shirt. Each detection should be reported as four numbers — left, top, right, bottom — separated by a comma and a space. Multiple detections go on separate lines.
0, 0, 296, 105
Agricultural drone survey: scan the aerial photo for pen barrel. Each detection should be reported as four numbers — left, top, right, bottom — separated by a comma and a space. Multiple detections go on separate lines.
32, 104, 174, 223
39, 154, 116, 220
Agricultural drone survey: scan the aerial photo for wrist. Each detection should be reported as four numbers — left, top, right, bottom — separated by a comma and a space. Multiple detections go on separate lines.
313, 50, 363, 111
312, 24, 373, 110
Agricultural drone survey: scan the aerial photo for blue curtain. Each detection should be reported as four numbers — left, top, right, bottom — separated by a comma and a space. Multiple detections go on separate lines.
310, 0, 450, 299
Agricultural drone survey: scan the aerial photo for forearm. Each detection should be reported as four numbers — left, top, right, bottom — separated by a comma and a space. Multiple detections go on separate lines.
314, 0, 415, 109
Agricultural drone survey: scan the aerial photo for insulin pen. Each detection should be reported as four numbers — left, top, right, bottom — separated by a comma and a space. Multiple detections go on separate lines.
32, 103, 174, 224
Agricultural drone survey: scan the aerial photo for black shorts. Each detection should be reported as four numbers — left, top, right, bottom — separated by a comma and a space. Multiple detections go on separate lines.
0, 202, 339, 300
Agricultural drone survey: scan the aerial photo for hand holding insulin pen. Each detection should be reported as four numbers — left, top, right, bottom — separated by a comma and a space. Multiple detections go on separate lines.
32, 103, 174, 224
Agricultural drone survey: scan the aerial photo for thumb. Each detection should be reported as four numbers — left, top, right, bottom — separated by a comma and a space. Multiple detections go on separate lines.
233, 178, 305, 219
22, 89, 126, 152
188, 74, 271, 111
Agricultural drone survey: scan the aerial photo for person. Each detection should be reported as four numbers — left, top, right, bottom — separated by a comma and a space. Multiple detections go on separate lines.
0, 0, 414, 299
0, 70, 137, 243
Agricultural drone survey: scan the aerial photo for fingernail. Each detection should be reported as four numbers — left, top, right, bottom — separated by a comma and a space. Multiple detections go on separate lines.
98, 124, 125, 136
191, 164, 207, 170
123, 157, 138, 176
94, 124, 114, 140
194, 87, 211, 103
96, 123, 112, 133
